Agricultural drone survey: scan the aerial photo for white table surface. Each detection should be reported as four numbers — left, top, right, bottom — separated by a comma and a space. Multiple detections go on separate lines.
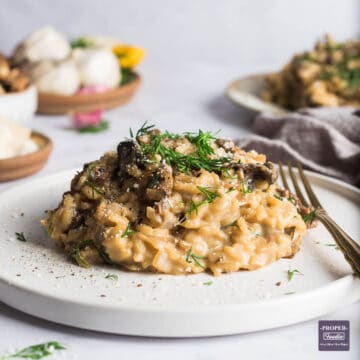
1, 0, 359, 358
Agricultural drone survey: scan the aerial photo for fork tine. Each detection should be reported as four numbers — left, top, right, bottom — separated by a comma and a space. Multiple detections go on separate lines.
278, 162, 290, 191
297, 162, 322, 208
287, 162, 310, 207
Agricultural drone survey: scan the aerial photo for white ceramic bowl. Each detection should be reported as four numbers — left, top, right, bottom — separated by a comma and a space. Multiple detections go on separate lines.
0, 85, 37, 125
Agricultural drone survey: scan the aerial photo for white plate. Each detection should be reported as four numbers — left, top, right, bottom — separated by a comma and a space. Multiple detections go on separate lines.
226, 73, 288, 115
0, 169, 359, 337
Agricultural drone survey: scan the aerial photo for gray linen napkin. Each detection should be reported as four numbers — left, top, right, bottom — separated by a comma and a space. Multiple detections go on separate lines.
238, 107, 360, 186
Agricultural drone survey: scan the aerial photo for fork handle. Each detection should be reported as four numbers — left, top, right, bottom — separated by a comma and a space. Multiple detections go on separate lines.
316, 210, 360, 275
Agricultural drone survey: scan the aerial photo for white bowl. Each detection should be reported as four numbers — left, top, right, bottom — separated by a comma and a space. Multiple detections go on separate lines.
0, 85, 37, 125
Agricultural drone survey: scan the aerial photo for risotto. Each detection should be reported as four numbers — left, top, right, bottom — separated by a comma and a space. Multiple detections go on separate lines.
41, 124, 314, 276
261, 35, 360, 109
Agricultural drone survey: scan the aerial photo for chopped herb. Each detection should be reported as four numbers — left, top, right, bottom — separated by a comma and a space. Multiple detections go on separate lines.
70, 240, 94, 268
133, 124, 231, 174
15, 232, 26, 242
86, 160, 99, 175
188, 200, 200, 215
187, 186, 220, 216
105, 274, 118, 281
185, 129, 218, 159
129, 127, 134, 138
221, 168, 237, 179
0, 341, 66, 359
325, 243, 340, 250
185, 247, 206, 269
241, 180, 253, 194
98, 247, 114, 265
45, 223, 53, 237
121, 222, 135, 238
84, 180, 104, 198
197, 186, 219, 203
78, 120, 109, 134
284, 292, 296, 295
147, 173, 161, 188
203, 281, 213, 286
287, 268, 303, 281
134, 121, 155, 138
71, 37, 92, 48
274, 194, 283, 201
287, 196, 295, 203
302, 209, 317, 224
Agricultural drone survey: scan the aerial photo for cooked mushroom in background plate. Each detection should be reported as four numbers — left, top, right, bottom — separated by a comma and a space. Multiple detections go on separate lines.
261, 35, 360, 109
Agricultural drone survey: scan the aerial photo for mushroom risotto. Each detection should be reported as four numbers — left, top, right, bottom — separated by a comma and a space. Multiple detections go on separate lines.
261, 35, 360, 109
42, 124, 315, 276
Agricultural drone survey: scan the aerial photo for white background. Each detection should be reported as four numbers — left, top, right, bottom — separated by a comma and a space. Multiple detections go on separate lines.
0, 0, 359, 359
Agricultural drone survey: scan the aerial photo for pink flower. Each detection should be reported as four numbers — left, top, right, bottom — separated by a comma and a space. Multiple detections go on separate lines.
72, 85, 108, 129
73, 109, 103, 128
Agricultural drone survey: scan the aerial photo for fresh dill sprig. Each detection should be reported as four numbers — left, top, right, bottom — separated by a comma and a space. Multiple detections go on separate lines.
98, 247, 114, 265
185, 247, 206, 269
84, 180, 104, 198
197, 186, 219, 203
302, 209, 317, 224
70, 239, 94, 268
221, 168, 237, 179
287, 268, 303, 281
133, 124, 231, 174
121, 222, 135, 238
185, 129, 217, 158
274, 194, 283, 201
45, 222, 53, 237
105, 274, 119, 281
186, 186, 220, 216
135, 121, 155, 138
203, 280, 213, 286
15, 232, 27, 242
0, 341, 66, 360
241, 180, 253, 194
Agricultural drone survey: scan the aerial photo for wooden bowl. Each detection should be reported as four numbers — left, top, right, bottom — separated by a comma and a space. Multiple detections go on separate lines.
37, 72, 141, 115
0, 131, 53, 182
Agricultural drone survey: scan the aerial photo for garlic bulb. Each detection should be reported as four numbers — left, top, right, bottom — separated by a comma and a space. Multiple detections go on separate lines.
30, 59, 80, 95
72, 48, 120, 88
13, 26, 70, 64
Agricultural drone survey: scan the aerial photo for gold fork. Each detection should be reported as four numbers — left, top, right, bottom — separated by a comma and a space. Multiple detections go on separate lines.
278, 162, 360, 276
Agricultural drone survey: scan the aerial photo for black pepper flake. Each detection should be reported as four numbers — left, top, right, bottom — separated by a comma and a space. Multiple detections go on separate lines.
16, 274, 21, 277
100, 294, 106, 298
136, 283, 143, 288
275, 281, 281, 286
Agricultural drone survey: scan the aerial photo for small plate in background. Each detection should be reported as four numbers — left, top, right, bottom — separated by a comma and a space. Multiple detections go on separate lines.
226, 73, 288, 116
0, 131, 53, 182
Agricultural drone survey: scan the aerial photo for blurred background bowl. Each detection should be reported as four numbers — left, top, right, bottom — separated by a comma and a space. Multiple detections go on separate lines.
0, 85, 37, 125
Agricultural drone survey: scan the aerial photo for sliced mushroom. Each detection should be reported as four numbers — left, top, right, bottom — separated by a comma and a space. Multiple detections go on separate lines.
228, 161, 278, 184
116, 140, 141, 181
